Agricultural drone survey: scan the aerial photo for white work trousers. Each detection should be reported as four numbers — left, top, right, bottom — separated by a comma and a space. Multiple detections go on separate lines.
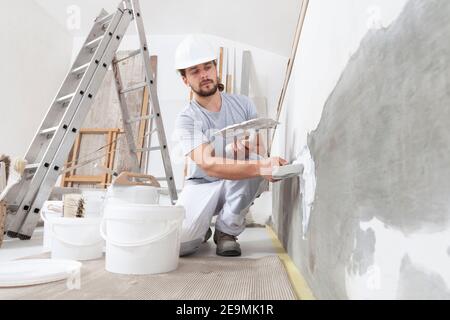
177, 177, 266, 256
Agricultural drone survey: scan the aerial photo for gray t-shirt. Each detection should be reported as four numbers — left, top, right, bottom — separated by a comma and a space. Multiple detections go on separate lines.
175, 93, 258, 184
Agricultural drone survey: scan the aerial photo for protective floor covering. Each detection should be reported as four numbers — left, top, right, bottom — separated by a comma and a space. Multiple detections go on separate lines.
0, 254, 297, 300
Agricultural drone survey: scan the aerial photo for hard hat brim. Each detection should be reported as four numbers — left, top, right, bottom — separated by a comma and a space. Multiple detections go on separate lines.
175, 55, 218, 71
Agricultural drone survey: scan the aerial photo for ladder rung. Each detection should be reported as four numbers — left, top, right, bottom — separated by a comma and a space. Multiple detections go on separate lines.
120, 82, 147, 95
135, 146, 161, 152
126, 114, 154, 124
57, 92, 76, 104
144, 128, 158, 138
85, 36, 104, 49
25, 163, 39, 171
114, 49, 141, 64
40, 127, 58, 135
71, 63, 90, 76
96, 13, 114, 25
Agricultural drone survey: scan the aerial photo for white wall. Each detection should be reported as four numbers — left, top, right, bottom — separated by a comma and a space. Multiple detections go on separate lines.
72, 34, 288, 189
273, 0, 409, 159
273, 0, 450, 300
35, 0, 301, 57
0, 0, 73, 158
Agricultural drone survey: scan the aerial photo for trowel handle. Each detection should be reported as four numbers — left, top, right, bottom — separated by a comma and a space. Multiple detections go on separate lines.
113, 172, 161, 188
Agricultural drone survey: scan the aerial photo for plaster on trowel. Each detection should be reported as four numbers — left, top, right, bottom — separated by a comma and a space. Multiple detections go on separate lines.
213, 118, 279, 138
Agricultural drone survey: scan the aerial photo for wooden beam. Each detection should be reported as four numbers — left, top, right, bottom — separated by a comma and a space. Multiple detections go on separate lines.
63, 176, 104, 183
219, 47, 224, 84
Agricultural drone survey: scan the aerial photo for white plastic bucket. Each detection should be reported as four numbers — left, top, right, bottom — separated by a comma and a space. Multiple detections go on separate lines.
41, 212, 103, 261
101, 204, 185, 275
41, 201, 63, 252
105, 185, 160, 205
80, 189, 107, 215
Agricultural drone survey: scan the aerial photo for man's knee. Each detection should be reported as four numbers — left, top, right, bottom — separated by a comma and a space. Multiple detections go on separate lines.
225, 177, 265, 195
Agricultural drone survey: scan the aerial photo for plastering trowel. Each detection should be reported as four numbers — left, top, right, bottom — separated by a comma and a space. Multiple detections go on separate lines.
272, 149, 306, 180
272, 163, 304, 180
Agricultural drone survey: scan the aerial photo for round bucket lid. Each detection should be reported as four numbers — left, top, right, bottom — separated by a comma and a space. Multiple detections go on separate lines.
0, 259, 82, 287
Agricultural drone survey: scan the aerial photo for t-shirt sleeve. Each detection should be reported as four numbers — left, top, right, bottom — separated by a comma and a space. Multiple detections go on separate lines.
175, 113, 210, 156
245, 96, 259, 120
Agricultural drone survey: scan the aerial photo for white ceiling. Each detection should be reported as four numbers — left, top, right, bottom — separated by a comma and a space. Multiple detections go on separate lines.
34, 0, 302, 57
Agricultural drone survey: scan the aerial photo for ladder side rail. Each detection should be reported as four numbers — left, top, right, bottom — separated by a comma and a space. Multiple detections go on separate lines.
130, 0, 178, 204
15, 9, 135, 239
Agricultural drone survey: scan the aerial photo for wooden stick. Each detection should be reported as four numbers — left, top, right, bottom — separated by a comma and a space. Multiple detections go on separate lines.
219, 47, 224, 83
226, 75, 233, 94
138, 86, 150, 165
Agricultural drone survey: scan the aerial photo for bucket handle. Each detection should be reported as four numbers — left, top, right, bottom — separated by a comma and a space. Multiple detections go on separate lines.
41, 211, 104, 247
100, 218, 180, 247
113, 172, 161, 188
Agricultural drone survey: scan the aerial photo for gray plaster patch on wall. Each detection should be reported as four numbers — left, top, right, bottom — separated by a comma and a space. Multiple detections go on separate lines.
273, 0, 450, 299
309, 0, 450, 234
396, 255, 450, 299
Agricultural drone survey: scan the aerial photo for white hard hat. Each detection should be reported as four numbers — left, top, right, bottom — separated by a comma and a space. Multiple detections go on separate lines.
174, 35, 217, 70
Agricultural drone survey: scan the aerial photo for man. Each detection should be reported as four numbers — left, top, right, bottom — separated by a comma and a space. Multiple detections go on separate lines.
174, 35, 287, 257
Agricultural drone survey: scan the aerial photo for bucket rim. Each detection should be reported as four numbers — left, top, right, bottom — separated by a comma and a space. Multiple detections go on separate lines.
45, 216, 102, 226
103, 204, 185, 210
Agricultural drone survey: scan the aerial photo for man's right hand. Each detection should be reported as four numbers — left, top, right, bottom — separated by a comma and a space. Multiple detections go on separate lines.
259, 157, 289, 182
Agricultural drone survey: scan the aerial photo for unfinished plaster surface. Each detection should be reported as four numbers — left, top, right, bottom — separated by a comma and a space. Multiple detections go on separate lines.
397, 255, 450, 300
273, 0, 450, 299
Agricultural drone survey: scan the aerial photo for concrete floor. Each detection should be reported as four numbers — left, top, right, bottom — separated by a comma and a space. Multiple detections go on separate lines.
0, 226, 277, 263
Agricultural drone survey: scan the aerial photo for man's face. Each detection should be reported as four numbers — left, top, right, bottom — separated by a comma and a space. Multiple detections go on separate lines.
183, 61, 218, 97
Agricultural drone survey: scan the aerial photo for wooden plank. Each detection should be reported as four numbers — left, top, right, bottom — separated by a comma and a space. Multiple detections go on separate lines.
62, 176, 104, 183
138, 87, 150, 165
222, 47, 228, 88
103, 130, 114, 186
219, 47, 224, 84
79, 128, 122, 134
226, 75, 233, 94
108, 130, 119, 184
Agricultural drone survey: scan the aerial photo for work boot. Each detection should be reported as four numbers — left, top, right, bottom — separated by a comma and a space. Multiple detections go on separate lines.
203, 227, 212, 243
213, 230, 241, 257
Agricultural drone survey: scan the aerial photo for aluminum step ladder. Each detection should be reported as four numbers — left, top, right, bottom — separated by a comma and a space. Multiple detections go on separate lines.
4, 0, 177, 240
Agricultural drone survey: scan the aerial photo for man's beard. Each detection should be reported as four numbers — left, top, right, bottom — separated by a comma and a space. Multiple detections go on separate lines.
192, 80, 218, 97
